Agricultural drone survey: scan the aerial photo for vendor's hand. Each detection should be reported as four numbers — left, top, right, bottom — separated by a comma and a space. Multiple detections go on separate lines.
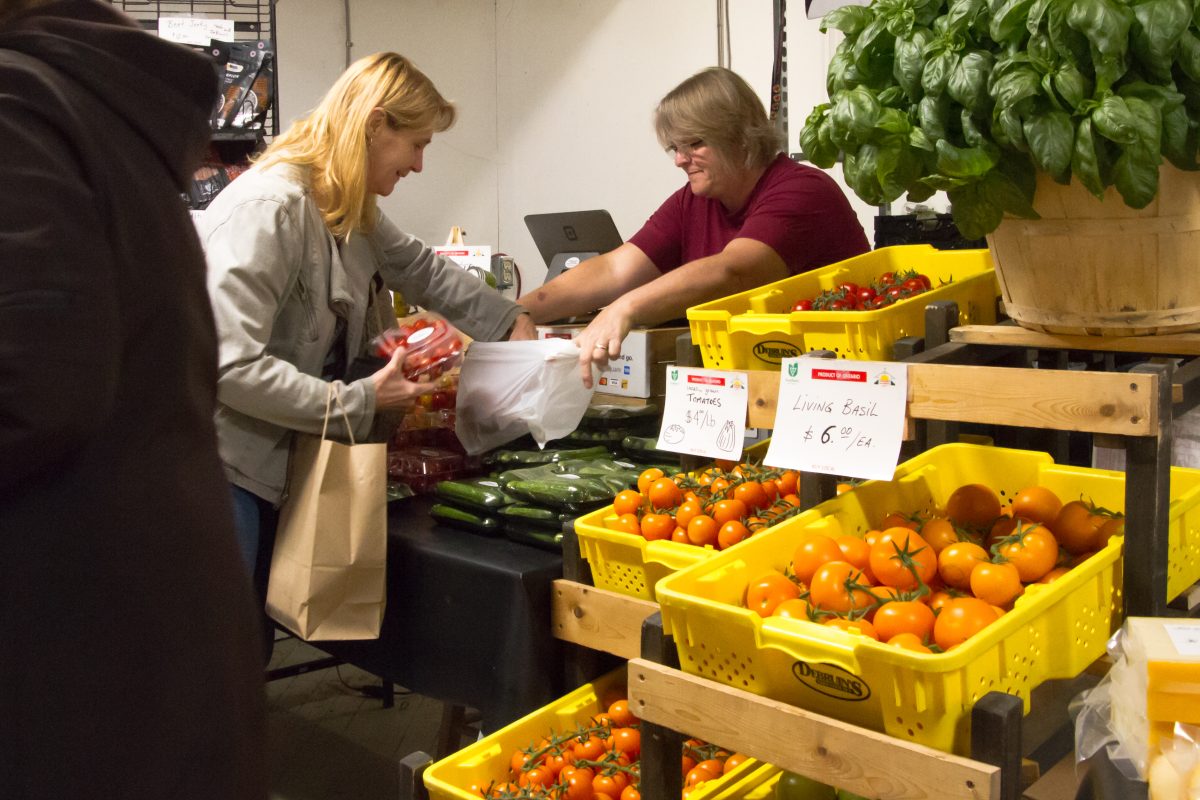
508, 312, 536, 341
371, 346, 437, 412
576, 304, 633, 389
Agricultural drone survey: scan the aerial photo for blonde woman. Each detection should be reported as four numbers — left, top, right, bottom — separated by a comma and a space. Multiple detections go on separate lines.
518, 67, 869, 385
201, 52, 535, 597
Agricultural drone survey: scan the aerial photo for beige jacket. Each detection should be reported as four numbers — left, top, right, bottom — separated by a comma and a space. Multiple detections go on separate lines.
201, 163, 522, 503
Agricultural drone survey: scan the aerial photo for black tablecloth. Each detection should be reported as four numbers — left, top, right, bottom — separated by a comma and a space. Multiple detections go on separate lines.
315, 496, 566, 732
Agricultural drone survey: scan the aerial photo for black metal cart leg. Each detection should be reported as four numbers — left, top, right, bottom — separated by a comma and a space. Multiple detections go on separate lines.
971, 692, 1023, 800
1126, 362, 1174, 617
639, 612, 685, 800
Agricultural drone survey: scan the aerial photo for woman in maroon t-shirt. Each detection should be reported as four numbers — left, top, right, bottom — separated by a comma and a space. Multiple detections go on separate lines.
518, 66, 868, 386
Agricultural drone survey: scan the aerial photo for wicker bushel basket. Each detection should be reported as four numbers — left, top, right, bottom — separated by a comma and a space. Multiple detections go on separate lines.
985, 165, 1200, 336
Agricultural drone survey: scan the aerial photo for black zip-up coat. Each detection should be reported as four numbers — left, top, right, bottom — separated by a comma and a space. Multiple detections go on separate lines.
0, 2, 265, 797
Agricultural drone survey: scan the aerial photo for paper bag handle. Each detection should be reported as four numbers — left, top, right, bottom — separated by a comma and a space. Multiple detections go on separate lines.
320, 383, 356, 445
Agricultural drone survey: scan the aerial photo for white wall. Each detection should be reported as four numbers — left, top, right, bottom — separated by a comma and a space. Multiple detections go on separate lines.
276, 1, 878, 292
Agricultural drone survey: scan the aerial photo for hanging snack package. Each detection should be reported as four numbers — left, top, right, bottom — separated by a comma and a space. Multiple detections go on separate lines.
211, 40, 272, 130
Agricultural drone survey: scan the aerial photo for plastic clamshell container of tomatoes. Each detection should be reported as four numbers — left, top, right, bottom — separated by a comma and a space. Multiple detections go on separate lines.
572, 441, 793, 601
422, 665, 767, 800
656, 443, 1200, 754
686, 245, 999, 368
372, 311, 465, 382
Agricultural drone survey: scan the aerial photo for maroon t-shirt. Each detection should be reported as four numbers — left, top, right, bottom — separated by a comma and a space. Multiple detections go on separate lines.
629, 153, 869, 275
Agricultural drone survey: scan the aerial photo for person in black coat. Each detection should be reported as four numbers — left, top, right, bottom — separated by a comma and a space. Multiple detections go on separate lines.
0, 1, 266, 797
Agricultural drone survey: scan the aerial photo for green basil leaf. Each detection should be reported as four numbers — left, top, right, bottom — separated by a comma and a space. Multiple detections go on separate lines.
922, 49, 958, 97
1112, 148, 1161, 208
1023, 109, 1075, 178
1092, 95, 1140, 144
960, 110, 988, 147
893, 29, 933, 98
826, 43, 856, 94
845, 143, 885, 205
1161, 103, 1194, 168
981, 168, 1040, 218
1027, 32, 1057, 71
996, 149, 1040, 200
990, 0, 1038, 44
946, 0, 986, 34
830, 87, 883, 149
991, 64, 1043, 110
820, 5, 874, 36
909, 125, 936, 151
800, 106, 839, 168
907, 182, 938, 203
1130, 0, 1190, 82
1124, 96, 1163, 154
1072, 118, 1109, 198
935, 138, 1000, 177
1066, 0, 1133, 58
1177, 30, 1200, 82
947, 50, 994, 112
876, 142, 923, 201
877, 86, 908, 107
919, 92, 950, 140
997, 107, 1029, 151
1047, 0, 1091, 63
853, 16, 892, 65
1053, 64, 1090, 110
1027, 0, 1052, 32
874, 107, 913, 139
921, 173, 972, 191
948, 181, 1005, 239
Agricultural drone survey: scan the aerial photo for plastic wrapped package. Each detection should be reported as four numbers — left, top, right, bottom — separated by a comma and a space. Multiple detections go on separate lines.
371, 311, 465, 383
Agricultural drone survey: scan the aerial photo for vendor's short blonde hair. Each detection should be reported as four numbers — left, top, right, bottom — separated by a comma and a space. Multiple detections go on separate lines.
257, 52, 456, 238
654, 67, 782, 170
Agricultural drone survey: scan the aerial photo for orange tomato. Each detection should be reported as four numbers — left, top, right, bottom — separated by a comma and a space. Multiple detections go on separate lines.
933, 596, 997, 650
640, 512, 675, 542
608, 727, 641, 760
776, 471, 799, 497
648, 478, 683, 510
791, 533, 845, 584
612, 513, 641, 535
1095, 515, 1124, 549
808, 560, 875, 614
945, 483, 1002, 530
593, 771, 628, 797
1011, 485, 1063, 525
608, 699, 639, 727
674, 498, 704, 530
717, 520, 751, 550
872, 599, 936, 643
711, 498, 748, 525
744, 571, 801, 617
1049, 500, 1104, 554
637, 468, 665, 495
834, 534, 871, 570
880, 511, 921, 531
671, 526, 690, 544
885, 632, 932, 653
686, 514, 719, 547
995, 522, 1059, 582
920, 517, 963, 553
620, 786, 641, 800
613, 489, 643, 517
937, 541, 989, 590
732, 481, 769, 511
1037, 566, 1071, 584
969, 561, 1023, 607
868, 528, 937, 590
772, 597, 811, 620
723, 753, 750, 774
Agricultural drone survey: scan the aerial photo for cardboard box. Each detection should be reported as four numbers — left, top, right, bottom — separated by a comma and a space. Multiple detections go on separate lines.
536, 325, 687, 399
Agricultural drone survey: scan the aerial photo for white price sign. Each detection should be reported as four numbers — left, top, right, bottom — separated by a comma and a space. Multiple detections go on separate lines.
764, 359, 908, 481
656, 367, 749, 459
157, 17, 235, 46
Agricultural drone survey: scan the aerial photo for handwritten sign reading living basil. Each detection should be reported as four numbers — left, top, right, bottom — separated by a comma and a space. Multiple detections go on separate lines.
765, 359, 908, 481
656, 367, 749, 459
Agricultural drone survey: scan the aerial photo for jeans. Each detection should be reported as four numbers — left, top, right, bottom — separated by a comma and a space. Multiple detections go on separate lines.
229, 484, 279, 663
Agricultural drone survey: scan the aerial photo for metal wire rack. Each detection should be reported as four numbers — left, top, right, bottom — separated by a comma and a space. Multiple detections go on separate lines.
107, 0, 278, 136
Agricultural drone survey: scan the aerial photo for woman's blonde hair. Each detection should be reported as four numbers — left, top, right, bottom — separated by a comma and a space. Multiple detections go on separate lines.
654, 67, 782, 170
257, 52, 455, 238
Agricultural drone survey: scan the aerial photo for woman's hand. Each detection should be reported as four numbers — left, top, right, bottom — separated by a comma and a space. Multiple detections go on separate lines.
508, 312, 536, 341
575, 302, 633, 388
371, 346, 437, 412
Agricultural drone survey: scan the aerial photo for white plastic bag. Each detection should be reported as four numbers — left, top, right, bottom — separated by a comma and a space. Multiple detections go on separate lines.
454, 338, 594, 455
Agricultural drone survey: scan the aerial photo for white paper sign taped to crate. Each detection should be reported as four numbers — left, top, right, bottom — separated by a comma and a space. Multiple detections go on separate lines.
656, 367, 748, 459
433, 245, 493, 282
158, 17, 235, 46
765, 359, 908, 481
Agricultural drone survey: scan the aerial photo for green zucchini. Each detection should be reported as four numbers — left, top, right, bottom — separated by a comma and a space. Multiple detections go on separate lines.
621, 435, 684, 464
505, 477, 615, 507
497, 504, 562, 530
434, 478, 515, 511
503, 525, 564, 552
429, 503, 502, 535
484, 445, 611, 467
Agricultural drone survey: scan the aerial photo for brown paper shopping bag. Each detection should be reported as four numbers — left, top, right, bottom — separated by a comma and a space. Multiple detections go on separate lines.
265, 385, 387, 640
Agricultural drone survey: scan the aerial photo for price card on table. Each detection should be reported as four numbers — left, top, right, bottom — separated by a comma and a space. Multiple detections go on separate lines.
764, 359, 908, 481
656, 367, 749, 459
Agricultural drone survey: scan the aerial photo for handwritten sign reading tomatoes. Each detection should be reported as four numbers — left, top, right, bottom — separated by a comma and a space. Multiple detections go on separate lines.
765, 359, 908, 481
657, 367, 749, 459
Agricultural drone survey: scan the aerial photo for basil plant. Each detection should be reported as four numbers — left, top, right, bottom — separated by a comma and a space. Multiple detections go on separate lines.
800, 0, 1200, 238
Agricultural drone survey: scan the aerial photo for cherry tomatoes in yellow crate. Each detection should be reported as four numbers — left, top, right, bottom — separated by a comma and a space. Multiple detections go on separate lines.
654, 443, 1200, 754
422, 666, 768, 800
573, 442, 823, 601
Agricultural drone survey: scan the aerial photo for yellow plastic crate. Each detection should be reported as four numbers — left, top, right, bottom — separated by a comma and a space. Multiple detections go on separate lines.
687, 245, 998, 367
656, 444, 1200, 754
424, 666, 763, 800
573, 442, 815, 601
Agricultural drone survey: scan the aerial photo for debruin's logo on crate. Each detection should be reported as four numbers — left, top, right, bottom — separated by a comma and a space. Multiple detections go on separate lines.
753, 341, 801, 364
792, 661, 871, 702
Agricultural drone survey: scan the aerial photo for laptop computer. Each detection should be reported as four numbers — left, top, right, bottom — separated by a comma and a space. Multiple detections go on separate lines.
524, 209, 624, 284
